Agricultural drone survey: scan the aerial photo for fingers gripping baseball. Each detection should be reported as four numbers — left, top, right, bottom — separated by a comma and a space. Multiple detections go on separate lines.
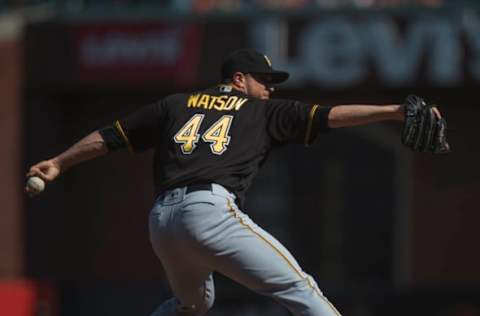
25, 160, 60, 196
27, 160, 60, 181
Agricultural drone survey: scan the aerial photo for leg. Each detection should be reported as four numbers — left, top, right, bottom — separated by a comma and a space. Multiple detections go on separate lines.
196, 191, 341, 316
148, 193, 215, 316
149, 184, 341, 316
149, 276, 214, 316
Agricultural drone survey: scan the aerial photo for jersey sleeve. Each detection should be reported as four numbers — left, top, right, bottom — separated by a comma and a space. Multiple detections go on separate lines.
115, 100, 165, 152
265, 99, 332, 146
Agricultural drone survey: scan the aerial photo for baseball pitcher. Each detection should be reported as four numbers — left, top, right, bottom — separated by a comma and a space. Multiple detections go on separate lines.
26, 49, 450, 316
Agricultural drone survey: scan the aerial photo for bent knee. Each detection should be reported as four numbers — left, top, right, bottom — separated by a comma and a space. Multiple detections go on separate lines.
177, 293, 215, 316
200, 289, 215, 313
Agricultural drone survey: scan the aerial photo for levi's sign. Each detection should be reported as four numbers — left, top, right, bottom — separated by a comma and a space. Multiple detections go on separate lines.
267, 13, 480, 88
74, 23, 202, 86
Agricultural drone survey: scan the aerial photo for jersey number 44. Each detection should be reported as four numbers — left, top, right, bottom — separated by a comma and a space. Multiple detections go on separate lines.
174, 114, 234, 155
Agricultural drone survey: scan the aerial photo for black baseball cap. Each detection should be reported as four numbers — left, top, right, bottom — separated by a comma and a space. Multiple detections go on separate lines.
221, 48, 290, 84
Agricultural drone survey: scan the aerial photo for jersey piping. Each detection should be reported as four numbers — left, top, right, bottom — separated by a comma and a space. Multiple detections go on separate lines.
226, 199, 342, 316
115, 120, 133, 152
304, 104, 319, 146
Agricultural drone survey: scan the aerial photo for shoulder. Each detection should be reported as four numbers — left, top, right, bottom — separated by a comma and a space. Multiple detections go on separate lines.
154, 92, 197, 111
265, 98, 308, 114
163, 92, 191, 103
266, 98, 305, 106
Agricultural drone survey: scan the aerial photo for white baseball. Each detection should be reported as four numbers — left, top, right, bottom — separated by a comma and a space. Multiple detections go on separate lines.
27, 176, 45, 193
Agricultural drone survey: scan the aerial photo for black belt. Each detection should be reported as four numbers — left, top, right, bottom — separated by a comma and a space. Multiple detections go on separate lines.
186, 183, 212, 194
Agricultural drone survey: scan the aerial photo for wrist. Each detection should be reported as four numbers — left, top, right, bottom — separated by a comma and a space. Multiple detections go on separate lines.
50, 158, 63, 173
388, 104, 405, 121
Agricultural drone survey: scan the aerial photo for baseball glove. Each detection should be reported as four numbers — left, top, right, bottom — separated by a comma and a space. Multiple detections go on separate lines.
401, 95, 451, 154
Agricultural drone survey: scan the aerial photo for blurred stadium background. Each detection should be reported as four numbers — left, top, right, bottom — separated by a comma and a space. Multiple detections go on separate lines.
1, 0, 479, 315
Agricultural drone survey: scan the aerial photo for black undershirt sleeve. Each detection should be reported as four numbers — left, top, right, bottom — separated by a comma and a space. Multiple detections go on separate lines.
98, 125, 127, 152
305, 104, 332, 146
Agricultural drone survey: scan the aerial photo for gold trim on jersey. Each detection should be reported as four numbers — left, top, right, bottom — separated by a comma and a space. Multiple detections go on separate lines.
226, 199, 342, 316
114, 120, 133, 152
304, 104, 319, 146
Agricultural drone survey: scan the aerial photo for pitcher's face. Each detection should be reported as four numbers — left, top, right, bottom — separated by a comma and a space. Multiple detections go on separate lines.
244, 73, 274, 100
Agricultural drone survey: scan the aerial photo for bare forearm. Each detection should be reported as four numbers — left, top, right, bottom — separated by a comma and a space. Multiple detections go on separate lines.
328, 104, 404, 128
52, 131, 108, 173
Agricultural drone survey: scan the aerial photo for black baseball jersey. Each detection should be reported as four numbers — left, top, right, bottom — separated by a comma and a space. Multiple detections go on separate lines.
109, 85, 331, 206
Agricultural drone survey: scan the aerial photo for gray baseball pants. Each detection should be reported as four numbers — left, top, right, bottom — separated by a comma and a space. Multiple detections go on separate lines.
148, 183, 341, 316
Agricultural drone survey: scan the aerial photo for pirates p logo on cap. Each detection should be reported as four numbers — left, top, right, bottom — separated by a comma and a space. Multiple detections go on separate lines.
263, 55, 272, 68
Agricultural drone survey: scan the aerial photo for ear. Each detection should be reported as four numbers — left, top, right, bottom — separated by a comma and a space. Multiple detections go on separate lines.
232, 72, 246, 87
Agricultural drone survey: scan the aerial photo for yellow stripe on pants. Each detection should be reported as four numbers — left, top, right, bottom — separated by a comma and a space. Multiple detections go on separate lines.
226, 199, 342, 316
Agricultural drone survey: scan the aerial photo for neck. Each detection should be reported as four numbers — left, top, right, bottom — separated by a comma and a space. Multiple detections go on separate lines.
219, 82, 246, 94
